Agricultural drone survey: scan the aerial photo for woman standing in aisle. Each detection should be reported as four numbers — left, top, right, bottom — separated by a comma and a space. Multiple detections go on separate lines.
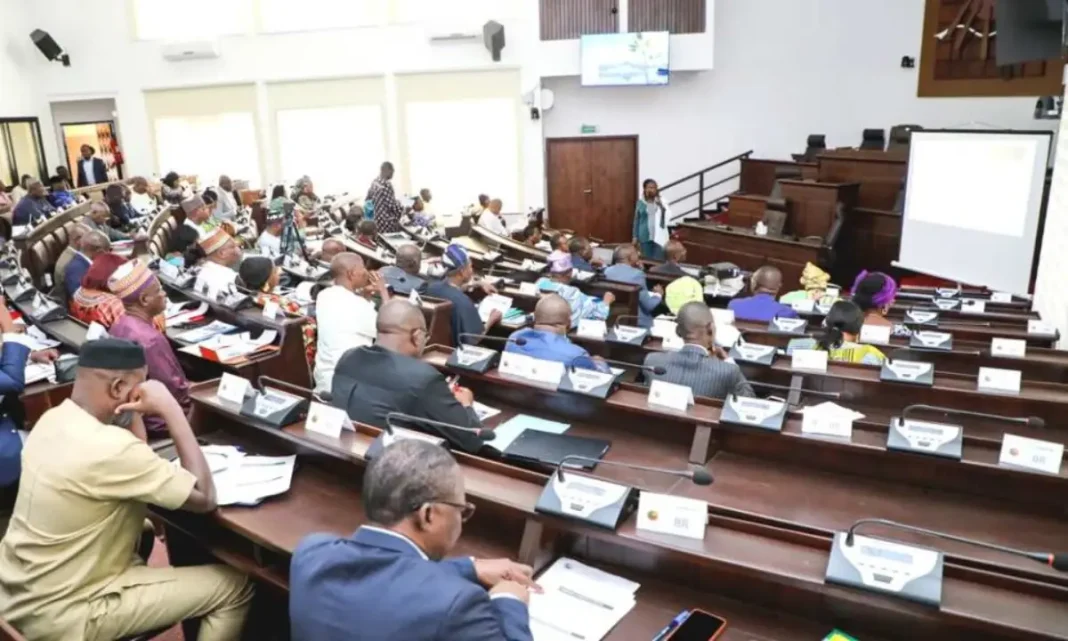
633, 178, 669, 260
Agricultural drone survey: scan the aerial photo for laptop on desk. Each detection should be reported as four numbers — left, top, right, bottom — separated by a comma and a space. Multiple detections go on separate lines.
501, 431, 610, 470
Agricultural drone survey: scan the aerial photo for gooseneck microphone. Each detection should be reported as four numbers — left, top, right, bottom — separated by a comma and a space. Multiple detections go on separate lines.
613, 316, 642, 327
457, 334, 527, 348
555, 455, 713, 486
845, 518, 1068, 572
385, 412, 496, 441
747, 381, 853, 402
901, 404, 1044, 429
566, 354, 665, 376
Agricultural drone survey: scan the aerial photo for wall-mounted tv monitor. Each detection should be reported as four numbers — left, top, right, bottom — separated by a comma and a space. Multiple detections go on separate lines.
580, 32, 670, 87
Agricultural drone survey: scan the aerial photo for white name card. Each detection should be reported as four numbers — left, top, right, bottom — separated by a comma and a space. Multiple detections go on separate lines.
791, 299, 815, 313
498, 352, 564, 388
576, 319, 607, 339
217, 373, 250, 405
636, 492, 707, 540
933, 298, 959, 310
85, 322, 108, 341
1000, 434, 1064, 475
1028, 320, 1057, 336
661, 334, 685, 351
651, 316, 678, 340
802, 410, 854, 440
518, 282, 539, 296
977, 367, 1022, 394
991, 338, 1026, 359
647, 380, 694, 413
792, 349, 828, 373
990, 292, 1013, 303
825, 286, 841, 299
859, 324, 891, 345
262, 299, 281, 319
961, 299, 986, 314
305, 401, 352, 439
408, 289, 422, 305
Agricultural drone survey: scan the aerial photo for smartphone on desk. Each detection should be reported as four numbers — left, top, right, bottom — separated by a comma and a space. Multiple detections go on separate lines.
663, 609, 727, 641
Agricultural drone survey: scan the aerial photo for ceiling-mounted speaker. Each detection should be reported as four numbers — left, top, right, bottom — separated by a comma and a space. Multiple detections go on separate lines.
483, 21, 505, 62
30, 29, 70, 66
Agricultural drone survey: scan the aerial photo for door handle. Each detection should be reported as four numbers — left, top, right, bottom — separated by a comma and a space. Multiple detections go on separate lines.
583, 189, 592, 194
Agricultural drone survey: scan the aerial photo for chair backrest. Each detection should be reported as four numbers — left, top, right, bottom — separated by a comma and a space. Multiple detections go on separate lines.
860, 128, 886, 151
762, 199, 789, 236
802, 134, 826, 161
888, 124, 922, 151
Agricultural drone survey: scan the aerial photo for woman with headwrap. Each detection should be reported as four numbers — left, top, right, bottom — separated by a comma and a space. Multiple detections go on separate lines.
851, 270, 898, 327
69, 254, 129, 328
535, 252, 613, 329
779, 262, 835, 305
237, 256, 317, 367
787, 300, 886, 366
292, 176, 320, 212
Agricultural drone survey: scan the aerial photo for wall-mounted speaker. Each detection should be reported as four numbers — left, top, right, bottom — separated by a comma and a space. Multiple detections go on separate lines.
483, 21, 505, 62
30, 29, 70, 66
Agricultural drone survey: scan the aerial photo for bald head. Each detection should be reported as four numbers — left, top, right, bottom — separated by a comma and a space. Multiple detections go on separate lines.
376, 299, 427, 357
613, 244, 639, 266
330, 251, 370, 292
319, 239, 345, 263
533, 294, 572, 334
488, 199, 502, 214
69, 223, 91, 250
677, 301, 715, 347
396, 245, 422, 275
752, 265, 783, 295
81, 230, 111, 257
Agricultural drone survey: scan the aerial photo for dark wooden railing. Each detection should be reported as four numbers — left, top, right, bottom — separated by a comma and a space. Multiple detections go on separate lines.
659, 150, 753, 224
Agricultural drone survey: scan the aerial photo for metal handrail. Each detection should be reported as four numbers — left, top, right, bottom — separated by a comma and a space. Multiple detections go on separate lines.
667, 173, 740, 207
659, 150, 754, 191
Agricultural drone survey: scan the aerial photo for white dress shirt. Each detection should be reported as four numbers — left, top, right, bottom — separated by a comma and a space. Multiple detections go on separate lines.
256, 231, 281, 257
477, 211, 508, 236
129, 191, 156, 214
81, 159, 97, 185
194, 261, 238, 298
313, 285, 377, 393
213, 188, 238, 221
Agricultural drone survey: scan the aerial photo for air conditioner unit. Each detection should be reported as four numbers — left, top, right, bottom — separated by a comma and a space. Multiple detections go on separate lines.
428, 25, 481, 44
161, 40, 219, 62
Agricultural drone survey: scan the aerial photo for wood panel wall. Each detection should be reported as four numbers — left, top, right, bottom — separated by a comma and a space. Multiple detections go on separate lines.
539, 0, 618, 41
629, 0, 706, 34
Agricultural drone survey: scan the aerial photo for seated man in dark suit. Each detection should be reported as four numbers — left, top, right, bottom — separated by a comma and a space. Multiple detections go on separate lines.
644, 301, 754, 400
567, 236, 599, 272
379, 244, 427, 295
290, 439, 535, 641
649, 240, 688, 277
603, 244, 663, 327
330, 299, 486, 452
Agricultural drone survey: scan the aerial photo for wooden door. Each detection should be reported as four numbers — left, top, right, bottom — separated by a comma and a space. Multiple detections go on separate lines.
546, 136, 637, 242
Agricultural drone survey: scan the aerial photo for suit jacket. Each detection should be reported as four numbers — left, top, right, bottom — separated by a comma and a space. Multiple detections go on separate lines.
76, 157, 108, 188
331, 345, 484, 452
51, 247, 77, 301
291, 527, 533, 641
643, 344, 754, 401
603, 263, 661, 327
649, 261, 686, 277
63, 253, 91, 302
0, 340, 32, 486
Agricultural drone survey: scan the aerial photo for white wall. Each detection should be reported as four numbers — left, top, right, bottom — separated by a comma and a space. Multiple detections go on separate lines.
0, 2, 39, 117
15, 0, 545, 207
543, 0, 1057, 193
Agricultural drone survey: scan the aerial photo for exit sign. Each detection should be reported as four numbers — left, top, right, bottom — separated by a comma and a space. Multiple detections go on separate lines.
581, 124, 598, 134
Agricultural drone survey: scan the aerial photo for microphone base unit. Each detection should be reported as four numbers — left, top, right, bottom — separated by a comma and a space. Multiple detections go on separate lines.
879, 360, 935, 387
606, 325, 649, 346
557, 368, 622, 400
886, 417, 963, 460
535, 471, 636, 530
239, 387, 309, 428
720, 395, 787, 431
824, 531, 944, 608
728, 343, 777, 367
446, 345, 499, 374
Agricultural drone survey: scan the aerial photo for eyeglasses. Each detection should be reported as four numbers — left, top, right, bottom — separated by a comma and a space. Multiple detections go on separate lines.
432, 500, 476, 523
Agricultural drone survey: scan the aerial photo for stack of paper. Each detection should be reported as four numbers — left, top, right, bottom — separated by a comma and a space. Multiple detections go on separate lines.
165, 302, 209, 327
529, 557, 639, 641
23, 326, 60, 351
188, 445, 296, 507
23, 362, 54, 385
179, 330, 278, 362
478, 294, 513, 323
175, 320, 238, 343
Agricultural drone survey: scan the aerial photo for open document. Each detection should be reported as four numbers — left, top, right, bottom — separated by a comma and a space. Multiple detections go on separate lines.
529, 557, 638, 641
179, 445, 296, 507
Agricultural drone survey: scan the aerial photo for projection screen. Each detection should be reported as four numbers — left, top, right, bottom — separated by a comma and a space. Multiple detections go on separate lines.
896, 130, 1052, 294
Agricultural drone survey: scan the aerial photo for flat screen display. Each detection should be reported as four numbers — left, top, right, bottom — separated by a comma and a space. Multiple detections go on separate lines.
580, 32, 670, 86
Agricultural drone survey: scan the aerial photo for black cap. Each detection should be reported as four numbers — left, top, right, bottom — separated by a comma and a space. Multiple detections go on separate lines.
78, 338, 147, 370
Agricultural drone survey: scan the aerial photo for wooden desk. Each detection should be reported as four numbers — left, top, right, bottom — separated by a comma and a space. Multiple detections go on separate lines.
836, 206, 901, 284
817, 154, 907, 210
173, 379, 1068, 639
469, 225, 550, 262
21, 380, 73, 426
738, 158, 818, 195
677, 223, 827, 289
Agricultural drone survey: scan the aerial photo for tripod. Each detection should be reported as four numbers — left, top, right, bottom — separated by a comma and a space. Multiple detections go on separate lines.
279, 201, 311, 262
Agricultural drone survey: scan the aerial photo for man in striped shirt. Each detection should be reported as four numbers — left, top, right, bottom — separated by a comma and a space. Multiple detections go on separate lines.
366, 161, 404, 234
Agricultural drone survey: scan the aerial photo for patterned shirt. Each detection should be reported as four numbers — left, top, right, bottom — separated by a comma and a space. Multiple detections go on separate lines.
366, 177, 403, 234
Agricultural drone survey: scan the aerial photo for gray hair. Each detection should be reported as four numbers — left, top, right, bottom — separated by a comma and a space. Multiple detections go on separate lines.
362, 440, 460, 525
396, 245, 422, 273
